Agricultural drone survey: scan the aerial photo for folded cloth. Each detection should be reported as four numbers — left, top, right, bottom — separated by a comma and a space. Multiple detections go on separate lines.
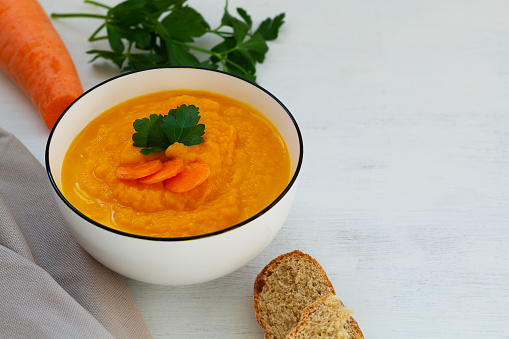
0, 129, 152, 338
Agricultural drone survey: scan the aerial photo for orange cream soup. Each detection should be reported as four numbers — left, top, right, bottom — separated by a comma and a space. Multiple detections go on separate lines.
61, 89, 291, 238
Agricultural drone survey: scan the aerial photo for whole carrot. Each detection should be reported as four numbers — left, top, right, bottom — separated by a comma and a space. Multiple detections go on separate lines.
0, 0, 83, 129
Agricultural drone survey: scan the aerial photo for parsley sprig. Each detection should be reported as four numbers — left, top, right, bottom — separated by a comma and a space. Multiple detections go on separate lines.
51, 0, 285, 82
133, 104, 205, 154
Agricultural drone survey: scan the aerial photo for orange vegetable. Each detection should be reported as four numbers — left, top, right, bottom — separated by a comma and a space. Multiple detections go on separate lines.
116, 160, 164, 180
0, 0, 83, 129
138, 158, 184, 184
164, 161, 211, 193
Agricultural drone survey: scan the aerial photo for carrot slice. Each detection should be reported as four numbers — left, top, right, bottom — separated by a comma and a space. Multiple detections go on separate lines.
0, 0, 83, 129
163, 161, 210, 193
116, 160, 164, 180
138, 158, 184, 184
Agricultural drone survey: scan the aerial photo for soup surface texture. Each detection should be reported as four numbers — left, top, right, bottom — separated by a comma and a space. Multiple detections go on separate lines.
61, 89, 291, 237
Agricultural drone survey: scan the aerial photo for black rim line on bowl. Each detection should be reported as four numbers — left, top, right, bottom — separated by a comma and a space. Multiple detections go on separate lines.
45, 66, 304, 242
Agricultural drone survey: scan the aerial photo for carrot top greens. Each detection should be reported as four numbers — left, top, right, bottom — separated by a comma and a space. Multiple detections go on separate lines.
51, 0, 285, 82
132, 104, 205, 155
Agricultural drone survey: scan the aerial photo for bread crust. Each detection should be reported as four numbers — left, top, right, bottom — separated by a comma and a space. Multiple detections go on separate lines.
286, 295, 364, 339
253, 250, 335, 333
346, 318, 364, 339
253, 250, 363, 339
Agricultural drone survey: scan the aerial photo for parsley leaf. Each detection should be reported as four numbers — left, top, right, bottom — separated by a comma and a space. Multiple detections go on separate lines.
51, 0, 285, 82
160, 6, 209, 43
255, 13, 286, 41
132, 114, 168, 154
132, 105, 205, 155
161, 105, 205, 146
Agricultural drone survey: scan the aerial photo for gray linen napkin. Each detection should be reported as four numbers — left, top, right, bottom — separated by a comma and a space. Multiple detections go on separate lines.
0, 128, 152, 339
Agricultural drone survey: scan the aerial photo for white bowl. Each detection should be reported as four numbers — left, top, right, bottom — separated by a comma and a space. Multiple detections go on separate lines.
46, 67, 303, 285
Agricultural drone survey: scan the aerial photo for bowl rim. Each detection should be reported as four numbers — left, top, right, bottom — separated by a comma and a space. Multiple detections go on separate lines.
45, 66, 303, 242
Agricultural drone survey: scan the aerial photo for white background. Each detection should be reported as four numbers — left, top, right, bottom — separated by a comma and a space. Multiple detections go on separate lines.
1, 0, 509, 337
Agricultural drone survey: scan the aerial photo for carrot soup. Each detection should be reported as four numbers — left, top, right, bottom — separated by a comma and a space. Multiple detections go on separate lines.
61, 89, 291, 238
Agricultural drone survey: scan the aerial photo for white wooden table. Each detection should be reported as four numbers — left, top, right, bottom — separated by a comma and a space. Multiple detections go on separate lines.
2, 0, 509, 337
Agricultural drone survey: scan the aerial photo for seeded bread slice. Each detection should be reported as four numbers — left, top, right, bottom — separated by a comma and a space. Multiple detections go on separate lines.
286, 294, 363, 339
253, 250, 337, 339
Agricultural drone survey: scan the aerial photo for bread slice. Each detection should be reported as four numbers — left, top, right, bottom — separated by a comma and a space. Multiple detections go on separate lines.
286, 294, 363, 339
253, 250, 363, 339
253, 250, 337, 339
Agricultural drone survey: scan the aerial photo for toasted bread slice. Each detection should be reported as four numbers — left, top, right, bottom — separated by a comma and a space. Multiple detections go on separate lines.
253, 250, 337, 339
286, 294, 363, 339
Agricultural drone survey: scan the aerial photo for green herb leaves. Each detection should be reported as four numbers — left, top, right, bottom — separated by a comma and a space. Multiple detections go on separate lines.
51, 0, 285, 82
132, 104, 205, 155
132, 114, 168, 154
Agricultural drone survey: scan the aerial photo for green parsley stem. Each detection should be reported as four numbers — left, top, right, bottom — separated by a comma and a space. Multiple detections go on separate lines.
153, 22, 247, 73
89, 23, 107, 42
208, 28, 235, 38
51, 13, 107, 20
51, 1, 110, 20
84, 0, 112, 10
171, 40, 248, 75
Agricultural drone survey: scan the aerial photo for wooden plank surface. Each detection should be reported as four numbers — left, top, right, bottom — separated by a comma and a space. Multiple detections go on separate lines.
1, 0, 508, 337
